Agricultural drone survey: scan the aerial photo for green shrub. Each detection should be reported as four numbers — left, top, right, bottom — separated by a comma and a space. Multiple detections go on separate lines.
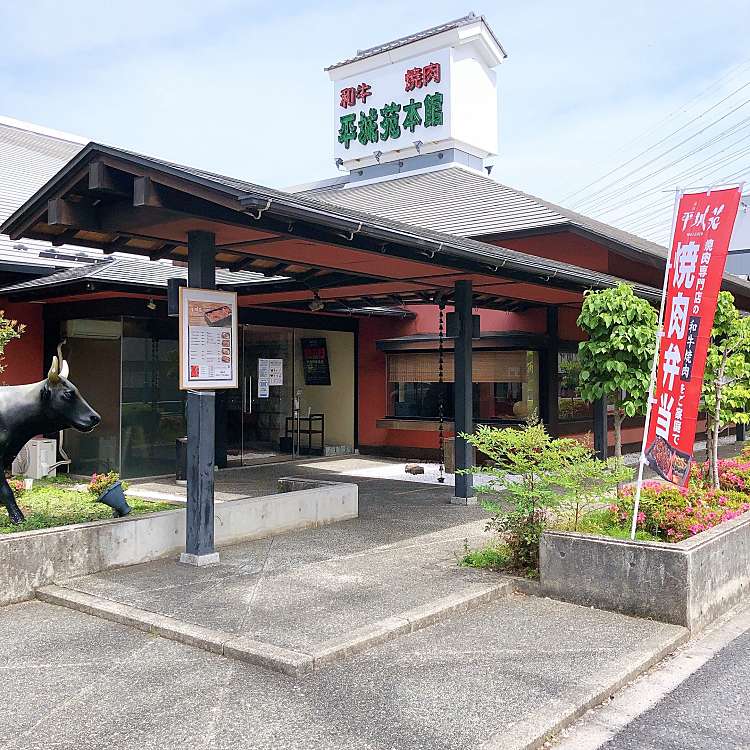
461, 422, 630, 573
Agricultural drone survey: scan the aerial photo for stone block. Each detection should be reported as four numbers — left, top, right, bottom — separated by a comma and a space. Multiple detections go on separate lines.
540, 510, 750, 632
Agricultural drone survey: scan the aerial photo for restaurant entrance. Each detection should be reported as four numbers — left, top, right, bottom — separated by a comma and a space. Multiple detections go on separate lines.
225, 324, 355, 465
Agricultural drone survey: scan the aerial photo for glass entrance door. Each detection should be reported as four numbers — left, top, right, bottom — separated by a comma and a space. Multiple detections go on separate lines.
226, 325, 295, 464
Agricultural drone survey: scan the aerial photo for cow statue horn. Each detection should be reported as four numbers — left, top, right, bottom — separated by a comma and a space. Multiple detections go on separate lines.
48, 355, 60, 383
60, 360, 69, 380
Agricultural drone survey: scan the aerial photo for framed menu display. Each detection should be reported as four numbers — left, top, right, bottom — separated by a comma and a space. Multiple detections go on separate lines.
179, 287, 238, 390
301, 337, 331, 385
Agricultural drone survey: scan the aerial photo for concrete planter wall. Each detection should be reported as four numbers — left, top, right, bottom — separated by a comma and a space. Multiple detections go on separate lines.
0, 479, 358, 607
540, 510, 750, 632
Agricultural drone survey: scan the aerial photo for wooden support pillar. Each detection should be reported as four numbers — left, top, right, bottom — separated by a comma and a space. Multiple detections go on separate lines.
541, 307, 559, 434
181, 230, 219, 566
737, 423, 747, 442
593, 397, 608, 460
452, 280, 475, 504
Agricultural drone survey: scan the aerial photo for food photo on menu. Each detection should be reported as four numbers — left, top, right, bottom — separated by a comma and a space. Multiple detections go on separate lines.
187, 301, 233, 327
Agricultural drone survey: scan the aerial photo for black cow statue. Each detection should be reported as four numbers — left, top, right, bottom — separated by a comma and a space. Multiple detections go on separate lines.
0, 352, 100, 523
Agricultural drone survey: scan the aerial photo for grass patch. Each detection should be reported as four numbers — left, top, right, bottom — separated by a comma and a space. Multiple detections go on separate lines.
460, 543, 511, 571
559, 509, 660, 542
0, 477, 176, 534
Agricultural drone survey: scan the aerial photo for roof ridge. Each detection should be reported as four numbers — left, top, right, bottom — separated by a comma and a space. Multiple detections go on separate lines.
325, 13, 506, 71
0, 115, 89, 146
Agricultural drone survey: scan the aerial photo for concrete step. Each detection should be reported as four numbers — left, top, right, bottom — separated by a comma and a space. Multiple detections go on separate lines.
36, 577, 515, 676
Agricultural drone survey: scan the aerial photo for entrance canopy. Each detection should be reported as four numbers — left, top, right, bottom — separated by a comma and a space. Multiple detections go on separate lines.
1, 143, 663, 311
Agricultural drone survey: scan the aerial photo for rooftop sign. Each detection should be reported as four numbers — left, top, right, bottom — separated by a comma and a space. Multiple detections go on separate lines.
334, 48, 451, 164
328, 15, 505, 170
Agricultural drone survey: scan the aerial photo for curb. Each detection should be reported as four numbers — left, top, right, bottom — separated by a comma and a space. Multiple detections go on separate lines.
311, 580, 513, 667
478, 623, 690, 750
37, 584, 314, 677
36, 578, 513, 676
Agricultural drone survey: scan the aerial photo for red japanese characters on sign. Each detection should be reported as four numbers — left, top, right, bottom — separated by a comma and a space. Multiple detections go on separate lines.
339, 82, 372, 108
644, 187, 742, 485
404, 62, 441, 91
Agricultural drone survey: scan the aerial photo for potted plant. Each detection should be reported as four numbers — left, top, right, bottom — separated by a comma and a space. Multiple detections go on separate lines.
89, 471, 132, 517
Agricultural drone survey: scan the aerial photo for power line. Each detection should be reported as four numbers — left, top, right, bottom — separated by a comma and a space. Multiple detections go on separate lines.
602, 141, 750, 222
563, 73, 750, 205
576, 112, 750, 213
560, 59, 750, 203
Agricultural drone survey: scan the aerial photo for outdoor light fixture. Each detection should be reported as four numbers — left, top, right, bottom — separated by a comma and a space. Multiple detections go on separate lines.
413, 140, 423, 153
309, 291, 325, 312
373, 150, 383, 164
334, 157, 344, 170
146, 298, 157, 311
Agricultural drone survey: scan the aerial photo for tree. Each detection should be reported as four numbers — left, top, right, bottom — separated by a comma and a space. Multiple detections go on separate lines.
577, 284, 657, 459
0, 310, 24, 378
702, 291, 750, 488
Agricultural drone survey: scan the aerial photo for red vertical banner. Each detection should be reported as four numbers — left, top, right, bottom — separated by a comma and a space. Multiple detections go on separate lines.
644, 187, 742, 485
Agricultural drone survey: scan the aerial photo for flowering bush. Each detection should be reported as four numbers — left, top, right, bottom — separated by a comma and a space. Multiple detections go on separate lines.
88, 472, 126, 497
7, 478, 25, 498
611, 478, 750, 542
689, 458, 750, 494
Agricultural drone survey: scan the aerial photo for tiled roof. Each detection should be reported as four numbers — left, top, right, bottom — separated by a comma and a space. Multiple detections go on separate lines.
0, 256, 273, 294
299, 166, 669, 260
0, 117, 104, 272
0, 141, 691, 304
325, 13, 507, 71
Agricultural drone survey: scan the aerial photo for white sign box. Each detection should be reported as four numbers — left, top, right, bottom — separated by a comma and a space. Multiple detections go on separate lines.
333, 48, 451, 164
179, 287, 238, 390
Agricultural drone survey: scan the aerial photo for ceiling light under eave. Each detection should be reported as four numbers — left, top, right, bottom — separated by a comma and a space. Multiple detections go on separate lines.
309, 292, 325, 312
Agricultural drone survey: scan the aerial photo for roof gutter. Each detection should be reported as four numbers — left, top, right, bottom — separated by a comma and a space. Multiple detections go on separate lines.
238, 194, 662, 302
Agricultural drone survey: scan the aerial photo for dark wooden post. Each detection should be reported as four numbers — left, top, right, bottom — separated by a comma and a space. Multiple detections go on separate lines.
737, 423, 747, 442
181, 230, 219, 566
541, 307, 559, 434
593, 397, 608, 459
452, 280, 475, 504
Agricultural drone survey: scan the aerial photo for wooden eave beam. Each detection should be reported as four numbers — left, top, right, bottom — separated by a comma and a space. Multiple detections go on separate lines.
47, 198, 98, 229
88, 163, 132, 197
50, 227, 80, 247
134, 176, 167, 208
149, 243, 179, 261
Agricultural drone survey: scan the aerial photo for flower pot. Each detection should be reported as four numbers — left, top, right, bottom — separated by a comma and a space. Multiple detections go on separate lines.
97, 481, 132, 518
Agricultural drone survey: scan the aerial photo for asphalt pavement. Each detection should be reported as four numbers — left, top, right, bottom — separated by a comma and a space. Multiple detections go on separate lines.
599, 629, 750, 750
554, 602, 750, 750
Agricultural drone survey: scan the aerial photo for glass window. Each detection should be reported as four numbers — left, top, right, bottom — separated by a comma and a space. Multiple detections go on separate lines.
558, 351, 593, 422
121, 319, 185, 478
63, 325, 122, 475
387, 350, 539, 422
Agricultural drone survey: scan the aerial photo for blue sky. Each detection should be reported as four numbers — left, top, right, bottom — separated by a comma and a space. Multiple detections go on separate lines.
1, 0, 749, 209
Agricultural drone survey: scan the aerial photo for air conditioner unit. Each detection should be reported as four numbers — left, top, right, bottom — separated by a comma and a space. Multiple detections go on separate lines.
12, 438, 58, 479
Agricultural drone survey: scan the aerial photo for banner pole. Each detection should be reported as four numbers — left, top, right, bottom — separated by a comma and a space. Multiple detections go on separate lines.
630, 190, 683, 541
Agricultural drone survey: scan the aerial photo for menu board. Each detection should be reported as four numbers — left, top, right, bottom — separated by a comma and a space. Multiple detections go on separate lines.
179, 287, 238, 390
301, 337, 331, 385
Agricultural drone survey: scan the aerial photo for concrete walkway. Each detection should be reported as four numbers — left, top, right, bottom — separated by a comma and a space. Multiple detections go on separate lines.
0, 595, 685, 750
0, 458, 693, 747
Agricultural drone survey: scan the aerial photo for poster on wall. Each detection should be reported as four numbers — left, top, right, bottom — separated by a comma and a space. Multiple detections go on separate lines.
267, 358, 284, 386
257, 359, 270, 398
301, 337, 331, 385
179, 287, 238, 390
643, 186, 743, 485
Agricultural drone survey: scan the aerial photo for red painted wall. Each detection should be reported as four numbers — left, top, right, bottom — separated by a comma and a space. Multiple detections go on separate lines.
357, 305, 548, 452
495, 232, 610, 273
0, 300, 44, 386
